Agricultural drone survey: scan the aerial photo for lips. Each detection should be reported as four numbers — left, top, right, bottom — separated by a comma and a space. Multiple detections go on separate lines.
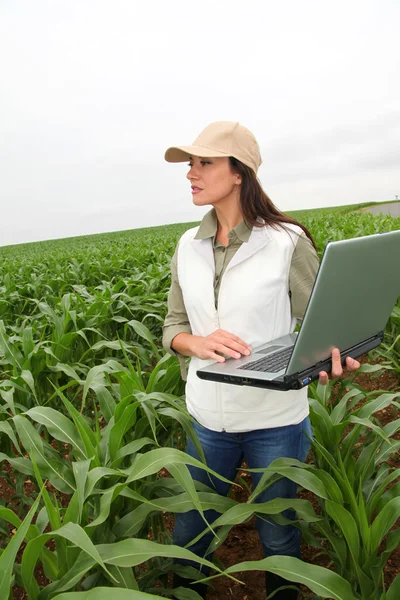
191, 186, 202, 193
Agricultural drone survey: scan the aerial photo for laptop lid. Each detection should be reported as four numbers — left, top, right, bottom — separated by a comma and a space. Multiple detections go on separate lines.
286, 229, 400, 376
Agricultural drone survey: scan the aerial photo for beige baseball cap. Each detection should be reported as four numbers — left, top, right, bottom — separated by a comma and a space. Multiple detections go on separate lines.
164, 121, 262, 174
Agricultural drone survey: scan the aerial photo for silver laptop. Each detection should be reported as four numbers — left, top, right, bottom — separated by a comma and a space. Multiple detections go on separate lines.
197, 230, 400, 391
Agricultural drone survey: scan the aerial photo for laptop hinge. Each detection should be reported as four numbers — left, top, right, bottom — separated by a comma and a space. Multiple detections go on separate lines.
287, 332, 384, 389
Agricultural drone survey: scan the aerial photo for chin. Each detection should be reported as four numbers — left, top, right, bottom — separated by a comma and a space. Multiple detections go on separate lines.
192, 196, 210, 207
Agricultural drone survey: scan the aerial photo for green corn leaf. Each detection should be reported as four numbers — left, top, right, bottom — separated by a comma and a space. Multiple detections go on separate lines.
249, 458, 327, 502
31, 457, 61, 531
22, 326, 34, 358
0, 320, 23, 369
313, 517, 348, 570
42, 539, 223, 599
383, 418, 400, 437
39, 552, 103, 600
168, 461, 213, 532
52, 588, 163, 599
0, 451, 34, 476
63, 490, 80, 526
54, 387, 99, 465
109, 401, 140, 461
354, 437, 381, 482
127, 319, 160, 358
114, 437, 155, 462
48, 362, 83, 382
330, 388, 364, 425
137, 397, 159, 443
0, 388, 16, 416
313, 469, 344, 505
376, 440, 400, 465
73, 458, 92, 523
112, 492, 235, 538
348, 416, 391, 444
105, 565, 138, 590
20, 370, 38, 404
97, 538, 219, 572
145, 353, 171, 392
0, 420, 21, 454
91, 384, 116, 423
370, 528, 400, 580
90, 340, 135, 352
21, 523, 117, 599
386, 574, 400, 600
13, 415, 75, 494
81, 362, 120, 411
189, 497, 320, 550
31, 457, 69, 581
309, 398, 336, 444
0, 492, 41, 599
356, 393, 400, 420
36, 505, 49, 534
221, 555, 356, 599
114, 394, 133, 423
314, 379, 333, 407
0, 507, 22, 530
370, 497, 400, 551
0, 508, 40, 545
85, 484, 123, 529
156, 405, 206, 463
84, 466, 123, 499
124, 448, 233, 487
366, 468, 400, 520
356, 482, 371, 549
25, 407, 87, 459
324, 500, 361, 564
311, 437, 344, 479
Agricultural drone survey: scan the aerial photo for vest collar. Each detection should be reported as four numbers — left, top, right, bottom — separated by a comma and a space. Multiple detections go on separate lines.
190, 225, 272, 270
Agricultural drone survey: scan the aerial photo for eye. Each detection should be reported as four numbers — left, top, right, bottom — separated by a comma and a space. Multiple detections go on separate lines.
200, 160, 211, 166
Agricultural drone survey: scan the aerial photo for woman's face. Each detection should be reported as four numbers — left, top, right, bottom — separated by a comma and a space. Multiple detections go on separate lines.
186, 156, 241, 207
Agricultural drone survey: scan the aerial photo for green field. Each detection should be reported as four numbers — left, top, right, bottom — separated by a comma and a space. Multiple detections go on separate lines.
0, 203, 400, 600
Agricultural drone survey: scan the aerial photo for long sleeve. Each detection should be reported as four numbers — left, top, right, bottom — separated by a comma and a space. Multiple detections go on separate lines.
162, 246, 192, 355
289, 233, 320, 320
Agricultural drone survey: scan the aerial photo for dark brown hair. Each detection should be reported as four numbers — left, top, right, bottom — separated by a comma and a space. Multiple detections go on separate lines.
229, 157, 316, 249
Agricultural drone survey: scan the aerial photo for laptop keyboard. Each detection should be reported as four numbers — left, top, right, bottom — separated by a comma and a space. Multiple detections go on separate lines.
239, 346, 294, 373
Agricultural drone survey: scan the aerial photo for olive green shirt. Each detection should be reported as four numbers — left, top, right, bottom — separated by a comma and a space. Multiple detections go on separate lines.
163, 209, 319, 355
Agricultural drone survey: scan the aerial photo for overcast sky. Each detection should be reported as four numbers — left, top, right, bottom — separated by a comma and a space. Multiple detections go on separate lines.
1, 0, 399, 247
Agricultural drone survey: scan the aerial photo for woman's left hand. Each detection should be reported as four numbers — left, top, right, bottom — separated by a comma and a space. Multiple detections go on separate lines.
318, 347, 360, 386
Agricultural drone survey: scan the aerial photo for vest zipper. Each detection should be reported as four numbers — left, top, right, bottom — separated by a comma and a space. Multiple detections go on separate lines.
214, 307, 225, 431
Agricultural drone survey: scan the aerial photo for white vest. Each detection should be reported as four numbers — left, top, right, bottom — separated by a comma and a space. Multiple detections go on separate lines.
177, 222, 309, 432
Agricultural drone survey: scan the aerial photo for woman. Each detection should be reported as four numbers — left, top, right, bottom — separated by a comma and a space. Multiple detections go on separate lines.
162, 121, 359, 599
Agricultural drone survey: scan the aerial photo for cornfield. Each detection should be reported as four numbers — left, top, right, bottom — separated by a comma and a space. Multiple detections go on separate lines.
0, 207, 399, 600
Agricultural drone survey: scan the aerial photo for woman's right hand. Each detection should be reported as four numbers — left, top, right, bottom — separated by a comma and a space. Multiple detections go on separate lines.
189, 329, 251, 363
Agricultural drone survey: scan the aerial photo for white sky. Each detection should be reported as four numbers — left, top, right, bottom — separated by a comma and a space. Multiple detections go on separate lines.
1, 0, 399, 247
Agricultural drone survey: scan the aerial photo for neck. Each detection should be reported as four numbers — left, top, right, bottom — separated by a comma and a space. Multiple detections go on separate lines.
214, 196, 243, 235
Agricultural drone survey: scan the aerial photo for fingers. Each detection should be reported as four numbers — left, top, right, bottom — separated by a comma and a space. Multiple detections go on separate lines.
319, 349, 361, 385
207, 351, 226, 363
194, 329, 252, 361
210, 330, 251, 359
216, 329, 251, 355
346, 356, 360, 371
331, 348, 343, 378
318, 371, 329, 386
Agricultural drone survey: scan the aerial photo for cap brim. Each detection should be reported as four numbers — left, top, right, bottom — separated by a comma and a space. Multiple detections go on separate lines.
164, 145, 230, 163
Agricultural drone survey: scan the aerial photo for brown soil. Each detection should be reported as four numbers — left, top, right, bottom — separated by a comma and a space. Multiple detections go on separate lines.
2, 356, 399, 600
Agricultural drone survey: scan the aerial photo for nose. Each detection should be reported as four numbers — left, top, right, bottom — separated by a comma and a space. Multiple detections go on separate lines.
186, 163, 199, 181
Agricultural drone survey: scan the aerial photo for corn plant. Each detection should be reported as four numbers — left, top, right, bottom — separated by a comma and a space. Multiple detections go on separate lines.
1, 207, 400, 599
371, 304, 400, 378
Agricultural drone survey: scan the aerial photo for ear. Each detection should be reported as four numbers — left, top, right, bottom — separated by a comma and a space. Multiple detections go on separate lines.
234, 173, 242, 185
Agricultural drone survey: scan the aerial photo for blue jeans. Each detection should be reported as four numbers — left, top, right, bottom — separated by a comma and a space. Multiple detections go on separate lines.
173, 417, 312, 571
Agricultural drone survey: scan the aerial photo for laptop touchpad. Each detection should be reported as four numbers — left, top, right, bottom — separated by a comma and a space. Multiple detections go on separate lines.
257, 345, 285, 355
